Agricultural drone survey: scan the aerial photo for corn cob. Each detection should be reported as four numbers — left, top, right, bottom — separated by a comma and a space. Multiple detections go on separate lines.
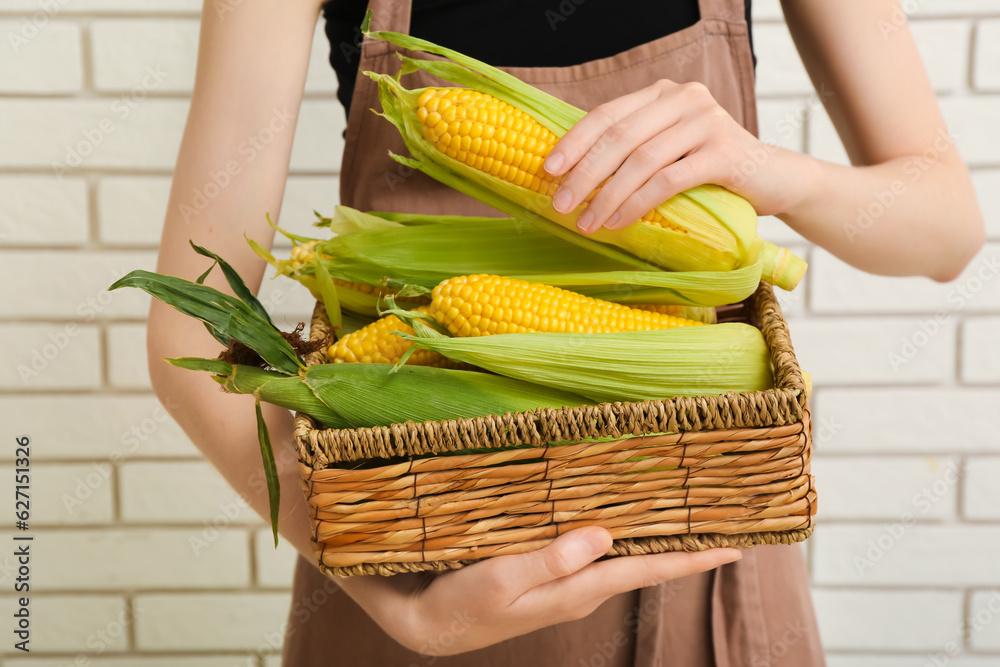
402, 324, 774, 404
327, 305, 458, 367
286, 240, 429, 308
363, 24, 808, 290
428, 274, 704, 337
416, 88, 685, 233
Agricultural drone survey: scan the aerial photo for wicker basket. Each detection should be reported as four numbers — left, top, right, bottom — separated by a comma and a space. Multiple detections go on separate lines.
292, 283, 816, 577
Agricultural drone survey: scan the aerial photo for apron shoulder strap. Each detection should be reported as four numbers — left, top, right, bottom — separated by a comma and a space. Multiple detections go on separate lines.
364, 0, 411, 35
698, 0, 750, 26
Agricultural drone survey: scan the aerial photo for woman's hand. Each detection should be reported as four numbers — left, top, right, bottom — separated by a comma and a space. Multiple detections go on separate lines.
543, 78, 803, 234
338, 526, 741, 656
545, 0, 987, 281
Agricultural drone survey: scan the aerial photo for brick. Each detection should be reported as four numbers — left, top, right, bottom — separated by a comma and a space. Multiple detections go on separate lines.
753, 23, 813, 96
0, 395, 198, 460
0, 99, 188, 170
305, 21, 338, 95
807, 106, 850, 166
964, 457, 1000, 519
91, 19, 197, 93
288, 100, 346, 173
962, 317, 1000, 383
271, 175, 342, 248
756, 99, 809, 152
134, 593, 291, 651
0, 176, 88, 245
787, 316, 955, 385
19, 528, 249, 590
814, 388, 1000, 453
0, 250, 155, 318
913, 0, 1000, 15
940, 97, 1000, 167
120, 461, 259, 524
756, 214, 809, 245
815, 97, 992, 167
107, 323, 150, 389
826, 658, 1000, 667
812, 588, 962, 650
969, 589, 1000, 650
811, 246, 1000, 314
0, 595, 129, 652
254, 529, 299, 587
0, 20, 82, 93
6, 659, 245, 667
97, 175, 171, 245
972, 169, 1000, 240
750, 0, 782, 21
975, 20, 1000, 91
0, 323, 101, 389
811, 456, 958, 521
813, 525, 1000, 586
910, 20, 970, 93
0, 463, 114, 524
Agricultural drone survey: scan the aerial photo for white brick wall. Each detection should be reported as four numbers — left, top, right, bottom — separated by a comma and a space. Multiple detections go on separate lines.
0, 2, 998, 665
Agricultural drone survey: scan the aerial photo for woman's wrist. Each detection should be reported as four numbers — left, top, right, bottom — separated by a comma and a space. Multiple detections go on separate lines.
767, 147, 825, 222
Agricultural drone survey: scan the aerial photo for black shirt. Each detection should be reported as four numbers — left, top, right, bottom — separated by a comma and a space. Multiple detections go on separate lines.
323, 0, 753, 116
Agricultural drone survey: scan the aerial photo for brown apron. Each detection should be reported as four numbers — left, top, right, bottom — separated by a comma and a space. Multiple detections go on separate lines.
282, 0, 826, 664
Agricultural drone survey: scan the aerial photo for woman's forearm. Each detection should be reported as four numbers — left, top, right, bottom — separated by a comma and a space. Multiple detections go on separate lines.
775, 146, 984, 282
146, 0, 328, 568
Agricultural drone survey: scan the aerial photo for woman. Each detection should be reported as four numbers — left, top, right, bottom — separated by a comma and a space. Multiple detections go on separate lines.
147, 0, 984, 664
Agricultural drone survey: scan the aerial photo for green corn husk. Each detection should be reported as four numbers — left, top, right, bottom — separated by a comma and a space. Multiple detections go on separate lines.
169, 357, 591, 430
109, 268, 303, 375
312, 209, 765, 307
361, 14, 807, 290
258, 207, 765, 308
323, 204, 504, 230
400, 323, 774, 403
300, 363, 591, 427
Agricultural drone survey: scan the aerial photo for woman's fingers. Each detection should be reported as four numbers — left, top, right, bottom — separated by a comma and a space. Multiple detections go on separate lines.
551, 100, 687, 218
486, 526, 613, 597
604, 152, 716, 230
515, 547, 743, 614
576, 126, 702, 233
544, 82, 672, 178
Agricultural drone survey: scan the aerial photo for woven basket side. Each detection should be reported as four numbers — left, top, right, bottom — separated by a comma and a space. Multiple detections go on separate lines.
750, 283, 807, 400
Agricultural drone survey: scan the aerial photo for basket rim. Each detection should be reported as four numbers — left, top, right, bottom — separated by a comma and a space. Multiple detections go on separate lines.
292, 282, 807, 468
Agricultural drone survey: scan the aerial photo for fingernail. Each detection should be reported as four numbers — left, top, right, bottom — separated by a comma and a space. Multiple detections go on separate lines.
581, 530, 610, 557
577, 210, 595, 232
552, 188, 573, 213
721, 549, 743, 564
544, 152, 565, 174
605, 212, 620, 229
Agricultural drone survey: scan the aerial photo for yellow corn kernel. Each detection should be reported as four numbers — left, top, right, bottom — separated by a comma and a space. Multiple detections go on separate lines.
416, 88, 684, 233
327, 306, 459, 367
429, 274, 705, 337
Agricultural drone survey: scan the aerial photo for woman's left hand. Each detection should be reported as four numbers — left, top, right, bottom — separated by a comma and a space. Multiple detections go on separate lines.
543, 78, 803, 233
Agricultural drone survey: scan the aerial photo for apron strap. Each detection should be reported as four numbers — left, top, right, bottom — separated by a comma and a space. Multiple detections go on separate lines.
698, 0, 750, 26
364, 0, 411, 35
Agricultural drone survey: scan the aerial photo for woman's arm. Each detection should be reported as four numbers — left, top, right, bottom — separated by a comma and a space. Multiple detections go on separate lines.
149, 0, 740, 655
147, 0, 325, 562
544, 0, 985, 282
